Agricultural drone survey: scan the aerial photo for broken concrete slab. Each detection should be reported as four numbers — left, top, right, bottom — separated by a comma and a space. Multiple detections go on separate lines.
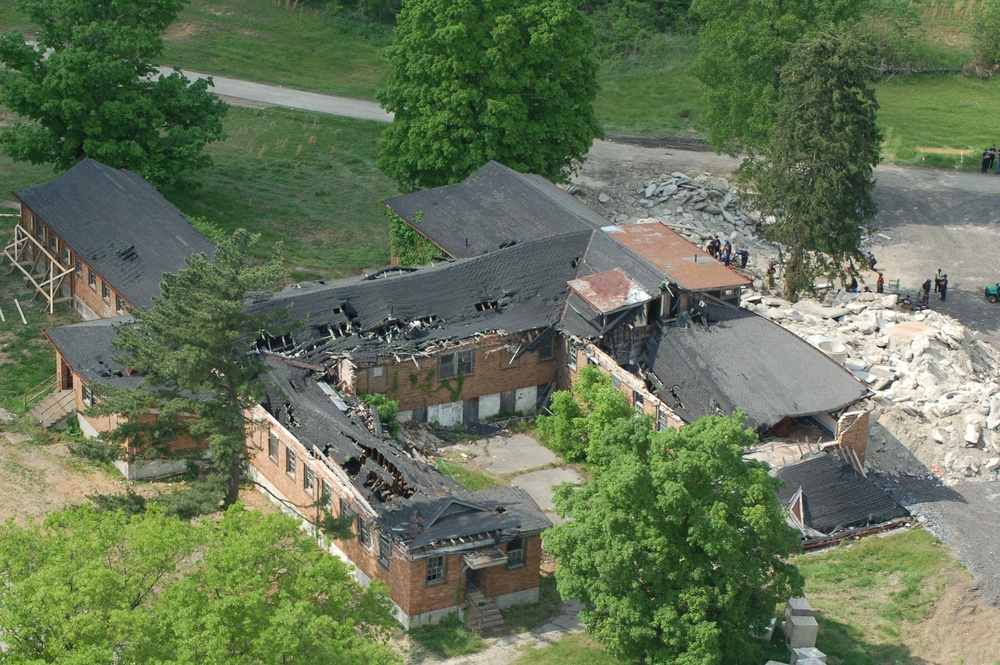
2, 432, 31, 445
452, 433, 558, 476
513, 467, 583, 525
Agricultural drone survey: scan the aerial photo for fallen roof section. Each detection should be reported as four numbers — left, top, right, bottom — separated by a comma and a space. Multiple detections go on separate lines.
14, 159, 215, 308
776, 452, 910, 538
568, 268, 652, 316
260, 358, 550, 551
647, 304, 867, 431
383, 161, 606, 259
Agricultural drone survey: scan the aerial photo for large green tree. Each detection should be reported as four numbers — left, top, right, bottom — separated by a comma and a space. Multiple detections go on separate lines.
743, 27, 882, 300
0, 0, 227, 187
375, 0, 603, 191
545, 415, 803, 664
94, 230, 286, 506
0, 505, 400, 664
970, 0, 1000, 71
690, 0, 867, 154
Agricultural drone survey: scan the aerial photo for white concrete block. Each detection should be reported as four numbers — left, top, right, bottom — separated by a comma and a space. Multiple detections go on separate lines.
479, 393, 501, 419
785, 615, 819, 648
791, 646, 826, 664
515, 386, 537, 414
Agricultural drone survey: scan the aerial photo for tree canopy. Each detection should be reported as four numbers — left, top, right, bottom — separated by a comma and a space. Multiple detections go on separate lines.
0, 504, 400, 664
742, 27, 882, 300
970, 0, 1000, 70
0, 0, 227, 187
375, 0, 603, 191
545, 414, 803, 664
690, 0, 867, 154
94, 230, 286, 507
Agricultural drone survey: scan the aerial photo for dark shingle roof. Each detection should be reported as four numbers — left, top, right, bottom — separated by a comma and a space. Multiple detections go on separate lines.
15, 159, 215, 308
254, 232, 593, 363
44, 317, 141, 389
776, 453, 909, 534
647, 304, 867, 431
383, 161, 607, 259
260, 358, 550, 551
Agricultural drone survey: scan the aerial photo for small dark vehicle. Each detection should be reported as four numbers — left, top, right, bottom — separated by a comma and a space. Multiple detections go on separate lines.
987, 283, 1000, 303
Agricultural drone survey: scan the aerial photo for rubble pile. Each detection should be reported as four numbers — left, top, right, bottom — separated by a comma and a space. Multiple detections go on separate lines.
570, 171, 1000, 484
743, 290, 1000, 483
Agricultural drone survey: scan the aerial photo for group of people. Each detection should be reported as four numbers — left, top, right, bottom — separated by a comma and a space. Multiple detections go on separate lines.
982, 145, 1000, 174
705, 235, 750, 269
921, 269, 949, 302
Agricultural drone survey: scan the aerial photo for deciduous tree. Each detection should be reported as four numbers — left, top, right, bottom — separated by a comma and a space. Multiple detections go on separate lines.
690, 0, 866, 154
970, 0, 1000, 71
94, 230, 286, 506
0, 0, 227, 187
545, 414, 803, 665
0, 505, 401, 664
742, 27, 881, 300
375, 0, 603, 191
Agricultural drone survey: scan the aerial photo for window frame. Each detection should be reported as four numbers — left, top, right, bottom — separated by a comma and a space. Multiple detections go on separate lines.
506, 537, 525, 569
75, 258, 83, 276
321, 480, 333, 510
101, 282, 110, 303
358, 517, 371, 547
82, 383, 94, 408
340, 497, 349, 520
538, 336, 555, 361
303, 465, 314, 493
115, 295, 125, 313
62, 246, 71, 267
268, 430, 278, 462
439, 349, 474, 379
285, 447, 296, 479
378, 532, 391, 568
426, 555, 445, 585
88, 269, 96, 290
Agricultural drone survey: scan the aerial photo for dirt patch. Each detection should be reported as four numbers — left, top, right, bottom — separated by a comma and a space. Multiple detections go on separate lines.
0, 438, 128, 524
164, 21, 202, 40
902, 569, 1000, 664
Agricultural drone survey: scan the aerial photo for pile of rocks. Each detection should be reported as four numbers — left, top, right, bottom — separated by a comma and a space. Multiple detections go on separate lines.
743, 290, 1000, 482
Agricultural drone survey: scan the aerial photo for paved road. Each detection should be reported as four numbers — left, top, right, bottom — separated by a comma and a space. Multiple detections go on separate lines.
157, 67, 392, 122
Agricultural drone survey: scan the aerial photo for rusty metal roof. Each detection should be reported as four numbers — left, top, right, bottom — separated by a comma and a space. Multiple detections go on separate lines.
602, 221, 750, 292
567, 268, 652, 315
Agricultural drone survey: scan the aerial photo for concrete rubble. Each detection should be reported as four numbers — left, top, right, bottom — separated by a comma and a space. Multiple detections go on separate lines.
568, 171, 1000, 485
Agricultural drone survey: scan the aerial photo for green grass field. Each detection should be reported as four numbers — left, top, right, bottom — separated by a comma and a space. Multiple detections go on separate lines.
165, 105, 397, 276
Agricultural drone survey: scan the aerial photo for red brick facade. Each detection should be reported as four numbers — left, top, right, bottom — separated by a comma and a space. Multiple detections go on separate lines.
354, 334, 558, 414
19, 211, 131, 320
246, 405, 544, 625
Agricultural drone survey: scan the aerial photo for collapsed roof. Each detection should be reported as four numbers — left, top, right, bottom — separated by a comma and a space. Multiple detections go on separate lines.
15, 159, 215, 308
646, 304, 868, 432
261, 358, 550, 551
776, 452, 909, 538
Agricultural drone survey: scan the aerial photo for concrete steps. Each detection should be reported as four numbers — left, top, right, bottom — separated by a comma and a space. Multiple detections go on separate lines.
466, 590, 506, 633
28, 389, 75, 428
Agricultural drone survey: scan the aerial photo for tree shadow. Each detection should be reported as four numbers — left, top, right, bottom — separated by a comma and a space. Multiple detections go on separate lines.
809, 612, 934, 665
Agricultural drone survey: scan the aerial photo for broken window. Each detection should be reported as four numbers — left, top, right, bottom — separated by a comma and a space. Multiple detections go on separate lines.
538, 336, 555, 361
378, 533, 391, 568
101, 282, 110, 303
426, 555, 445, 584
88, 269, 96, 291
440, 349, 474, 379
268, 431, 278, 462
48, 233, 57, 253
439, 354, 456, 379
82, 383, 94, 408
506, 537, 525, 568
62, 247, 71, 266
115, 295, 125, 313
75, 258, 83, 276
285, 448, 296, 479
322, 480, 333, 509
303, 465, 314, 493
358, 517, 371, 547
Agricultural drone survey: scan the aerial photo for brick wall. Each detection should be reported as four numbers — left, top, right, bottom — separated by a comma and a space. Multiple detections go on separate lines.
836, 410, 869, 464
355, 334, 558, 413
475, 535, 543, 599
21, 210, 132, 320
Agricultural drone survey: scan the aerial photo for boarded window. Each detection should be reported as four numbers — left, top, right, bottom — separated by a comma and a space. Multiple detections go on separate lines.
506, 537, 525, 568
285, 448, 296, 479
426, 555, 445, 584
268, 431, 278, 462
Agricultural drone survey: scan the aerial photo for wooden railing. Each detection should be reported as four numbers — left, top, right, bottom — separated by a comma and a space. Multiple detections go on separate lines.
23, 373, 57, 411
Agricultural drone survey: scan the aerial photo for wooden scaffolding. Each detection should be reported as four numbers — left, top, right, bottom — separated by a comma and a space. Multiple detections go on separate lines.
1, 224, 73, 314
